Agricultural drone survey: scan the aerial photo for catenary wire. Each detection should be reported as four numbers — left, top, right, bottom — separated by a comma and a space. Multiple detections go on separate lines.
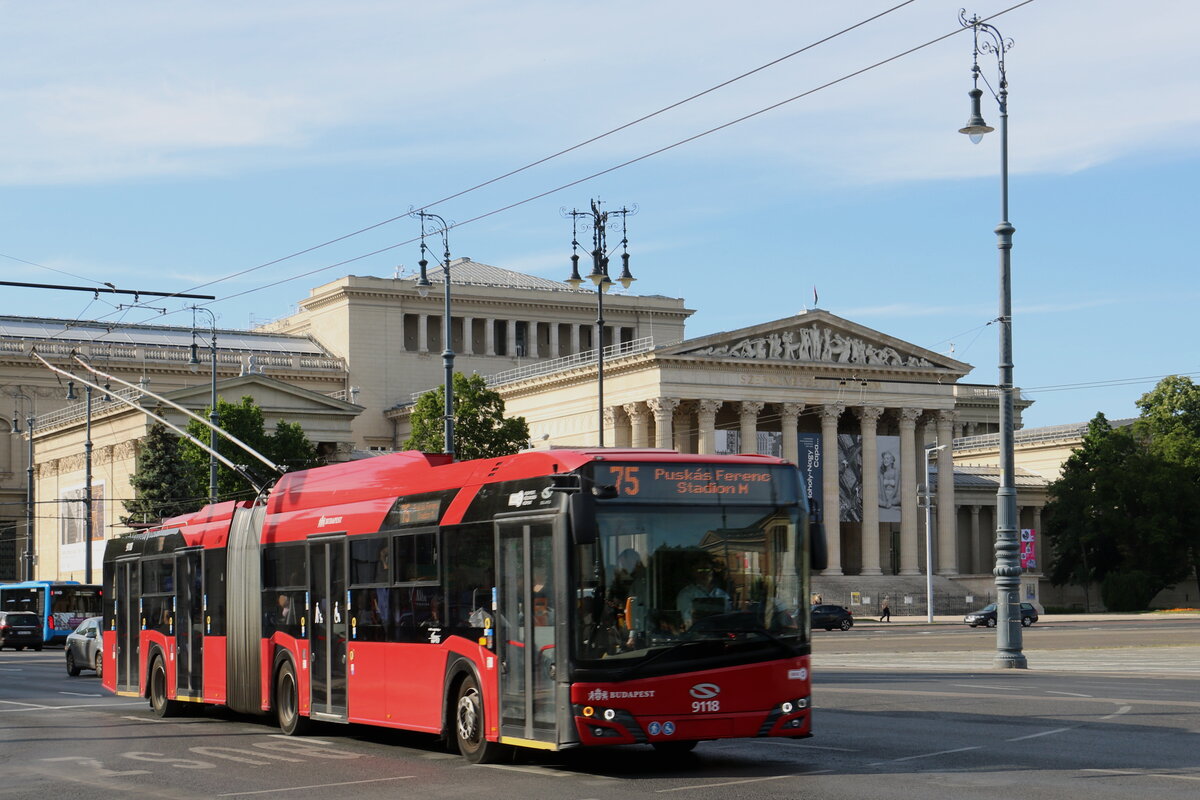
192, 1, 1037, 312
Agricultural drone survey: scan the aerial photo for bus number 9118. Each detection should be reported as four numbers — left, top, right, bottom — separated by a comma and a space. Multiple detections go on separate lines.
692, 700, 720, 713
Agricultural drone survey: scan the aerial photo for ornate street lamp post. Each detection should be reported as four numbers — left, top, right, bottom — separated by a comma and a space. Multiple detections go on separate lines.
416, 211, 456, 459
565, 200, 635, 446
959, 10, 1026, 668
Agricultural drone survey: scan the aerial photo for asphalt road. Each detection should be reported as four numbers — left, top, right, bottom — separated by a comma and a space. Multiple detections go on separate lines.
1, 619, 1197, 799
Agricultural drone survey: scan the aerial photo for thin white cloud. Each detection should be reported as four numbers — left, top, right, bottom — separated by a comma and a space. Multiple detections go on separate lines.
0, 1, 1195, 186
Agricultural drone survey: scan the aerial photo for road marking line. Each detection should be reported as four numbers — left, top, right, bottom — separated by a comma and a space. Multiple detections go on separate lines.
483, 764, 577, 777
1007, 727, 1072, 741
216, 776, 414, 796
1084, 769, 1200, 783
1, 701, 137, 713
266, 734, 335, 744
59, 691, 103, 697
1101, 705, 1132, 720
869, 746, 982, 765
1046, 691, 1093, 697
656, 772, 828, 792
950, 684, 1022, 691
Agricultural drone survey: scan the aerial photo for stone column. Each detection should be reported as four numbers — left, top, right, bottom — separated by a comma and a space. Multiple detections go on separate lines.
739, 401, 765, 454
858, 406, 885, 576
696, 400, 722, 455
624, 402, 649, 448
418, 313, 429, 353
970, 505, 982, 574
549, 324, 560, 359
461, 317, 473, 355
673, 404, 691, 453
485, 318, 496, 356
506, 320, 517, 358
780, 403, 803, 465
820, 404, 844, 576
648, 397, 680, 450
936, 410, 958, 575
571, 324, 581, 355
527, 322, 538, 358
898, 407, 922, 575
603, 406, 618, 448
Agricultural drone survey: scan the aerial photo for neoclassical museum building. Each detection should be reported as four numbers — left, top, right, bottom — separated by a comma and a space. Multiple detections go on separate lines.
1, 260, 1050, 611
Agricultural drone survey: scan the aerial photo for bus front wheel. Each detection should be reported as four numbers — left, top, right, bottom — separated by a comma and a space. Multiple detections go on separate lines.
276, 660, 311, 736
454, 675, 506, 764
149, 656, 183, 718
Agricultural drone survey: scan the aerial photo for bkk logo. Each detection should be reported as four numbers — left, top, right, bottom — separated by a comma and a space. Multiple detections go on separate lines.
317, 515, 344, 528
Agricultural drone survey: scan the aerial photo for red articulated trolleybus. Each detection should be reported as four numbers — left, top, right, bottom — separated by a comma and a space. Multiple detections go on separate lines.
101, 447, 826, 762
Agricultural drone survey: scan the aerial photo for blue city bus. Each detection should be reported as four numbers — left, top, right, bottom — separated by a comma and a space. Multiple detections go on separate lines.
0, 581, 102, 644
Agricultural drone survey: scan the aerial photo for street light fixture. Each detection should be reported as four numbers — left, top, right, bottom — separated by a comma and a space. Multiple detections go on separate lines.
11, 393, 35, 581
565, 200, 635, 447
959, 10, 1026, 668
415, 211, 456, 459
189, 306, 219, 505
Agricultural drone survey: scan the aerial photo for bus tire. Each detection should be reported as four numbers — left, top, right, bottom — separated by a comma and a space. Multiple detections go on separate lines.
149, 656, 183, 718
276, 660, 311, 736
67, 650, 81, 676
453, 674, 505, 764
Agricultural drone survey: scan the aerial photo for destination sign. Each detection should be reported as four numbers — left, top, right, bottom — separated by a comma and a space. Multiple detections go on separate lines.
588, 463, 797, 504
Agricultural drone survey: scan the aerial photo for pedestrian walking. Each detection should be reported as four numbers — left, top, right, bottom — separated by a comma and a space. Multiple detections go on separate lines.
879, 601, 891, 622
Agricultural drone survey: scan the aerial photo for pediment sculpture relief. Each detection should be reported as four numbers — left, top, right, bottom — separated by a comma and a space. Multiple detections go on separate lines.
690, 325, 934, 368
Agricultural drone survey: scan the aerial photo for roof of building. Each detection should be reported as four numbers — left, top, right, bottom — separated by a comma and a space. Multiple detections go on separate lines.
410, 257, 592, 293
953, 417, 1136, 451
0, 315, 327, 355
945, 464, 1049, 489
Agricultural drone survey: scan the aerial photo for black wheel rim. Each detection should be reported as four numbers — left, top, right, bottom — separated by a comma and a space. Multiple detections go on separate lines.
457, 687, 482, 751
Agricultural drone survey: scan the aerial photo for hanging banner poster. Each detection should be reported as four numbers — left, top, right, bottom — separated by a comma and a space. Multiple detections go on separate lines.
1020, 529, 1037, 570
796, 433, 823, 520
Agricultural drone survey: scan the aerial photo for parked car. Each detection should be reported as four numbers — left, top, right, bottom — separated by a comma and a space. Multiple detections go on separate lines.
65, 616, 103, 677
964, 602, 1039, 628
0, 610, 44, 651
811, 604, 854, 631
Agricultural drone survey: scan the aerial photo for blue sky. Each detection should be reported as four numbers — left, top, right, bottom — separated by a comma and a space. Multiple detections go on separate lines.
2, 1, 1196, 429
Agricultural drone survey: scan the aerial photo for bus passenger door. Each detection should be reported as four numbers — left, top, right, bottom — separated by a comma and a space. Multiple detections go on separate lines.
495, 516, 559, 747
175, 549, 203, 697
308, 535, 348, 722
114, 560, 139, 693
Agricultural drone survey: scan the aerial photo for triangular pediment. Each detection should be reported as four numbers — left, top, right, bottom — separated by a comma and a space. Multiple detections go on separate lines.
164, 374, 362, 415
661, 310, 971, 374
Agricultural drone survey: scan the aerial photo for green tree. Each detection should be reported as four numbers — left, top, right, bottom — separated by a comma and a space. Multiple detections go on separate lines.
1044, 406, 1198, 611
404, 372, 530, 460
121, 421, 200, 526
181, 395, 321, 503
1134, 376, 1200, 599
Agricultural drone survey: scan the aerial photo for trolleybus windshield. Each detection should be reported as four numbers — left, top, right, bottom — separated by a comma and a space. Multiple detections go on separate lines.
571, 462, 807, 676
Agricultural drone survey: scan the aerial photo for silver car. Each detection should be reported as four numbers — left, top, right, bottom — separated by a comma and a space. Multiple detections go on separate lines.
65, 616, 103, 677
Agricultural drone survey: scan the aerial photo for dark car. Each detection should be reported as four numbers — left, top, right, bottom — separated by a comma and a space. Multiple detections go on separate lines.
0, 611, 44, 651
811, 604, 854, 631
964, 602, 1039, 628
65, 616, 104, 677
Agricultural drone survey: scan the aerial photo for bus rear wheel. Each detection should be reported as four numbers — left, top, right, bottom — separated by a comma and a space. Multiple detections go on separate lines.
149, 656, 183, 718
276, 660, 311, 736
454, 675, 506, 764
